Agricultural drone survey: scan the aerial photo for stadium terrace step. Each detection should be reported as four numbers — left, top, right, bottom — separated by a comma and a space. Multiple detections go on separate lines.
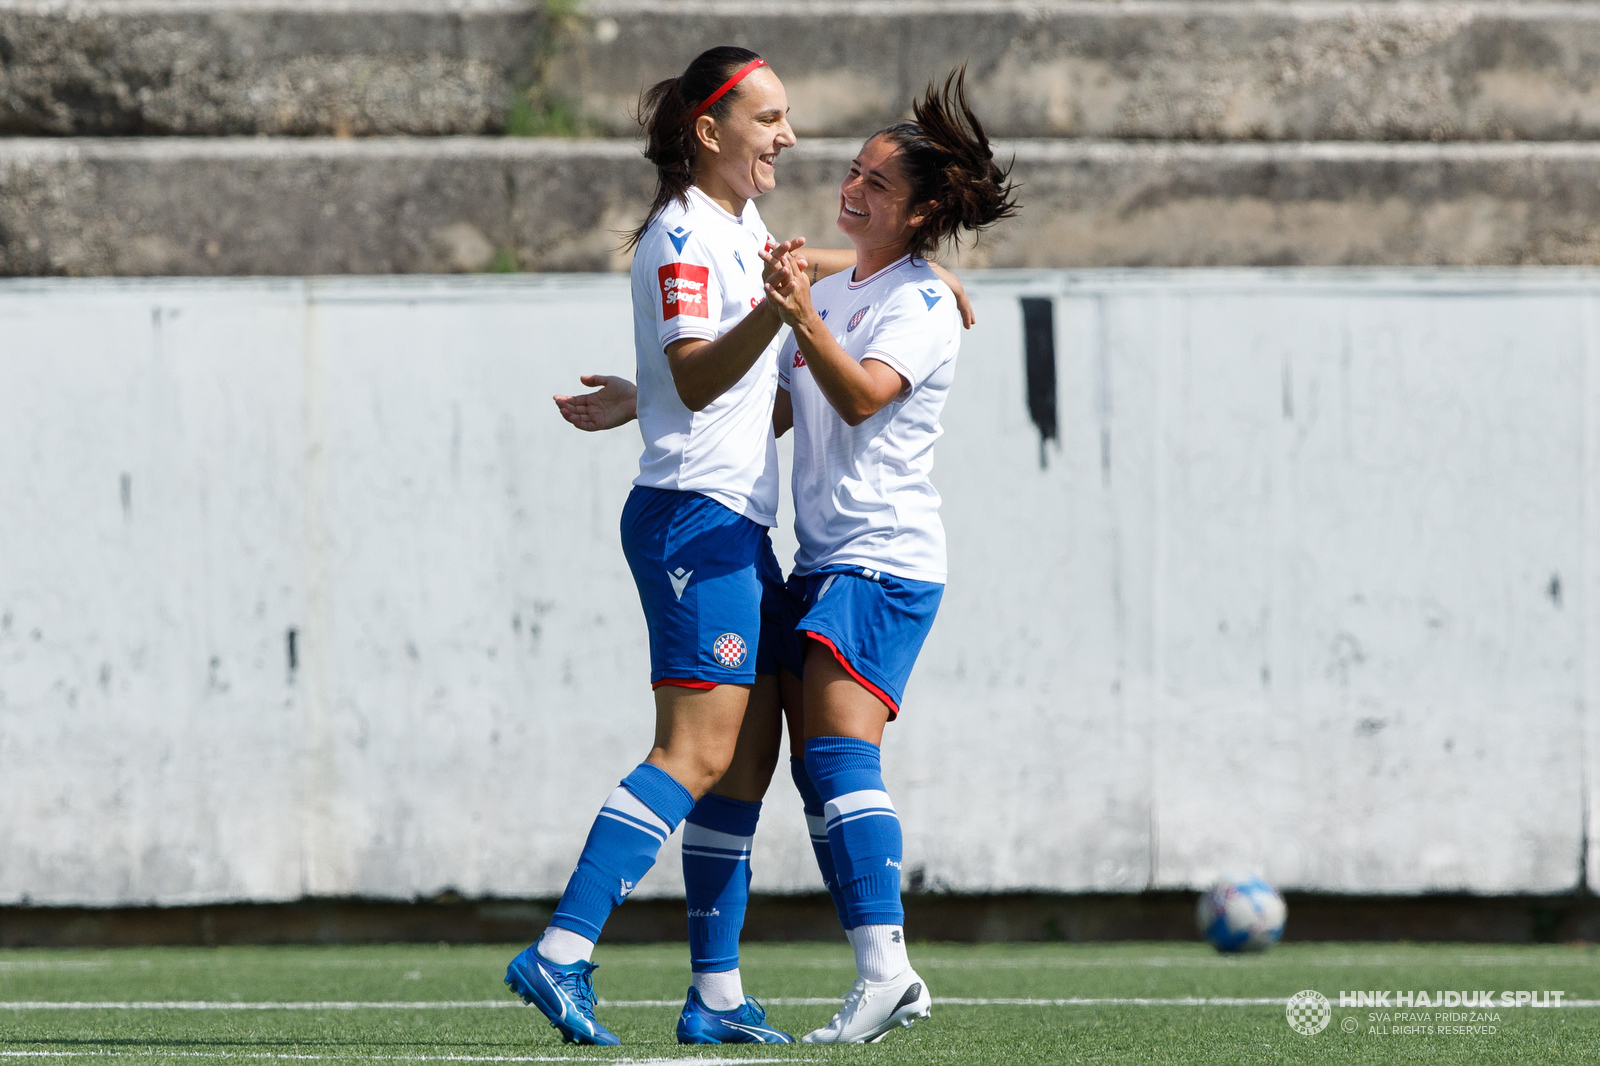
0, 0, 543, 137
6, 1, 1600, 141
560, 0, 1600, 142
7, 136, 1600, 276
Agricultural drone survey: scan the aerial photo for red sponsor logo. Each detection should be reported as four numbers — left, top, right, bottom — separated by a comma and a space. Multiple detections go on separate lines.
750, 296, 760, 309
793, 351, 807, 369
659, 263, 710, 320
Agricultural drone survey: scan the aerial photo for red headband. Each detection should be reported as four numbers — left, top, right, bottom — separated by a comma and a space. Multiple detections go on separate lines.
687, 58, 768, 126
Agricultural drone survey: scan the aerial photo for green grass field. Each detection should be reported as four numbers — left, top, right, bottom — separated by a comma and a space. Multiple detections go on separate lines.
2, 942, 1598, 1064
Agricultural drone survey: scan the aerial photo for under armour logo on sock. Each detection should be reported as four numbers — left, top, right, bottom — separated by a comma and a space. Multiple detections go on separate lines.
891, 929, 903, 942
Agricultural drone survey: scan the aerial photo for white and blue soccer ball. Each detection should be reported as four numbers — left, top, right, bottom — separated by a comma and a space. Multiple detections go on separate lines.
1196, 876, 1286, 953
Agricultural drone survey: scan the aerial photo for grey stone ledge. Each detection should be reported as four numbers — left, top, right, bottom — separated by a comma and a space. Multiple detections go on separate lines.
10, 136, 1600, 275
8, 1, 1600, 139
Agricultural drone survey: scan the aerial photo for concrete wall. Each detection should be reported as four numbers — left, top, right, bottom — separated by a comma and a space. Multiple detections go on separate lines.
14, 1, 1600, 141
2, 269, 1596, 906
17, 138, 1600, 278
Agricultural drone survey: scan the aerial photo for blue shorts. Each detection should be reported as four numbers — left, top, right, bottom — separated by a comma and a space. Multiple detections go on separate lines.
775, 564, 944, 719
621, 485, 784, 688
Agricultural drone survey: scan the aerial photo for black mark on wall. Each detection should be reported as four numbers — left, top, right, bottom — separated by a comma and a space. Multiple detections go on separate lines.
119, 473, 131, 517
287, 628, 298, 674
1021, 297, 1058, 468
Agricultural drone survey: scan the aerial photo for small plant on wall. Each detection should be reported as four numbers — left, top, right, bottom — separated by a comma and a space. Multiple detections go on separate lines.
507, 0, 595, 137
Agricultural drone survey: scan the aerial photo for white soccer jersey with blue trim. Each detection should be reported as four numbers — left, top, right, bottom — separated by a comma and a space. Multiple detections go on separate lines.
630, 186, 781, 526
778, 254, 959, 582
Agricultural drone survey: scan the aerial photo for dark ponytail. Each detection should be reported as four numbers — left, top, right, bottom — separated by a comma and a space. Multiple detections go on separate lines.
625, 46, 765, 252
875, 66, 1020, 261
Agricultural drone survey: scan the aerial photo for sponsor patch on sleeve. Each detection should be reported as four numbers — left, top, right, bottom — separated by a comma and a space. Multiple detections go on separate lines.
659, 263, 710, 320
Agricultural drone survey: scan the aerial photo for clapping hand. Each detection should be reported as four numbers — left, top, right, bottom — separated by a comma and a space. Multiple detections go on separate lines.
553, 374, 638, 431
762, 237, 808, 286
761, 247, 814, 329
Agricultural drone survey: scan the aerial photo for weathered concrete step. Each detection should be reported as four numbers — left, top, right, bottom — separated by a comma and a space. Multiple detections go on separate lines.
8, 137, 1600, 275
565, 0, 1600, 142
0, 0, 544, 137
9, 1, 1600, 141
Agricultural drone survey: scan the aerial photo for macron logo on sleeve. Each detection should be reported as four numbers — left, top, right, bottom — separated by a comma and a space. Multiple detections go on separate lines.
919, 286, 942, 310
667, 227, 692, 254
660, 263, 710, 320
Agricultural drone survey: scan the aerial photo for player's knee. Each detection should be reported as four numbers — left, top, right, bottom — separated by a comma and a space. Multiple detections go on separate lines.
680, 745, 739, 796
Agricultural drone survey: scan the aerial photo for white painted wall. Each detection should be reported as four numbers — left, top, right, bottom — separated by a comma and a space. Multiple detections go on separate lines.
1, 270, 1595, 906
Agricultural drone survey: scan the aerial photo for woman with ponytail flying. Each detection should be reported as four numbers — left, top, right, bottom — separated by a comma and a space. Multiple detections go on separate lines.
763, 67, 1020, 1043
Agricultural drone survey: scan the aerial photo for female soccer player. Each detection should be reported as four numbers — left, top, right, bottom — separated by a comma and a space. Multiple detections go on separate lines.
503, 45, 803, 1048
557, 68, 1017, 1045
510, 46, 970, 1048
758, 66, 1018, 1044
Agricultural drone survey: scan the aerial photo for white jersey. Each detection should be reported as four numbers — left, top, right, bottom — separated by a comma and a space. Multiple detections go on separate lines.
778, 254, 960, 582
630, 185, 781, 526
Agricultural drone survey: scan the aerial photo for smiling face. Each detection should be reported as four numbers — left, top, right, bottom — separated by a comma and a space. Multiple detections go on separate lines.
837, 134, 935, 260
691, 67, 795, 203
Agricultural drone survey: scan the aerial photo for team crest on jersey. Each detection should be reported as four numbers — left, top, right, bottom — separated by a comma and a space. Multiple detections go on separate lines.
659, 263, 710, 320
667, 227, 691, 254
848, 306, 870, 332
712, 632, 748, 668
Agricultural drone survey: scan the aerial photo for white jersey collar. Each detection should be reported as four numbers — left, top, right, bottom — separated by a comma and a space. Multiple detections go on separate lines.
847, 253, 916, 289
686, 184, 747, 225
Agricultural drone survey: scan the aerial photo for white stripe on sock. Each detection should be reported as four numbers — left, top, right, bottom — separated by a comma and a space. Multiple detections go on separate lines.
824, 789, 896, 827
682, 824, 754, 856
596, 809, 667, 843
805, 814, 828, 841
599, 785, 672, 839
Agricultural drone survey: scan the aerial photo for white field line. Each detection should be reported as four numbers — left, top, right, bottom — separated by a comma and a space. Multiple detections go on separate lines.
0, 1049, 787, 1056
2, 997, 1599, 1010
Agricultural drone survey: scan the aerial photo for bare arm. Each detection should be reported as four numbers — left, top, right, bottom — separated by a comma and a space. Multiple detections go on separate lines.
804, 246, 856, 283
773, 385, 793, 438
764, 258, 903, 427
775, 239, 975, 328
666, 299, 785, 412
928, 262, 976, 329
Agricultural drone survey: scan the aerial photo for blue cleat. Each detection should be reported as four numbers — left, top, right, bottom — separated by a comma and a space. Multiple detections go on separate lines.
676, 985, 795, 1044
504, 944, 620, 1046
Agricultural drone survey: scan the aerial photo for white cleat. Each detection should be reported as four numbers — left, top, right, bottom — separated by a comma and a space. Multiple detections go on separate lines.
801, 970, 931, 1044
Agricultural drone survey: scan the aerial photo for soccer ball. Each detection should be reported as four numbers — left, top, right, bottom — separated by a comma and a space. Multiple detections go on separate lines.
1196, 876, 1286, 953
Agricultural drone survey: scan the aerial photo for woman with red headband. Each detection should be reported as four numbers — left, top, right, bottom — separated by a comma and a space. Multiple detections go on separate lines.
507, 46, 970, 1048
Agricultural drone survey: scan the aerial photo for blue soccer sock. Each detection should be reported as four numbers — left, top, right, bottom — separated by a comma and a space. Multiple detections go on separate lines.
803, 737, 905, 930
790, 756, 850, 929
682, 792, 760, 976
549, 762, 696, 943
